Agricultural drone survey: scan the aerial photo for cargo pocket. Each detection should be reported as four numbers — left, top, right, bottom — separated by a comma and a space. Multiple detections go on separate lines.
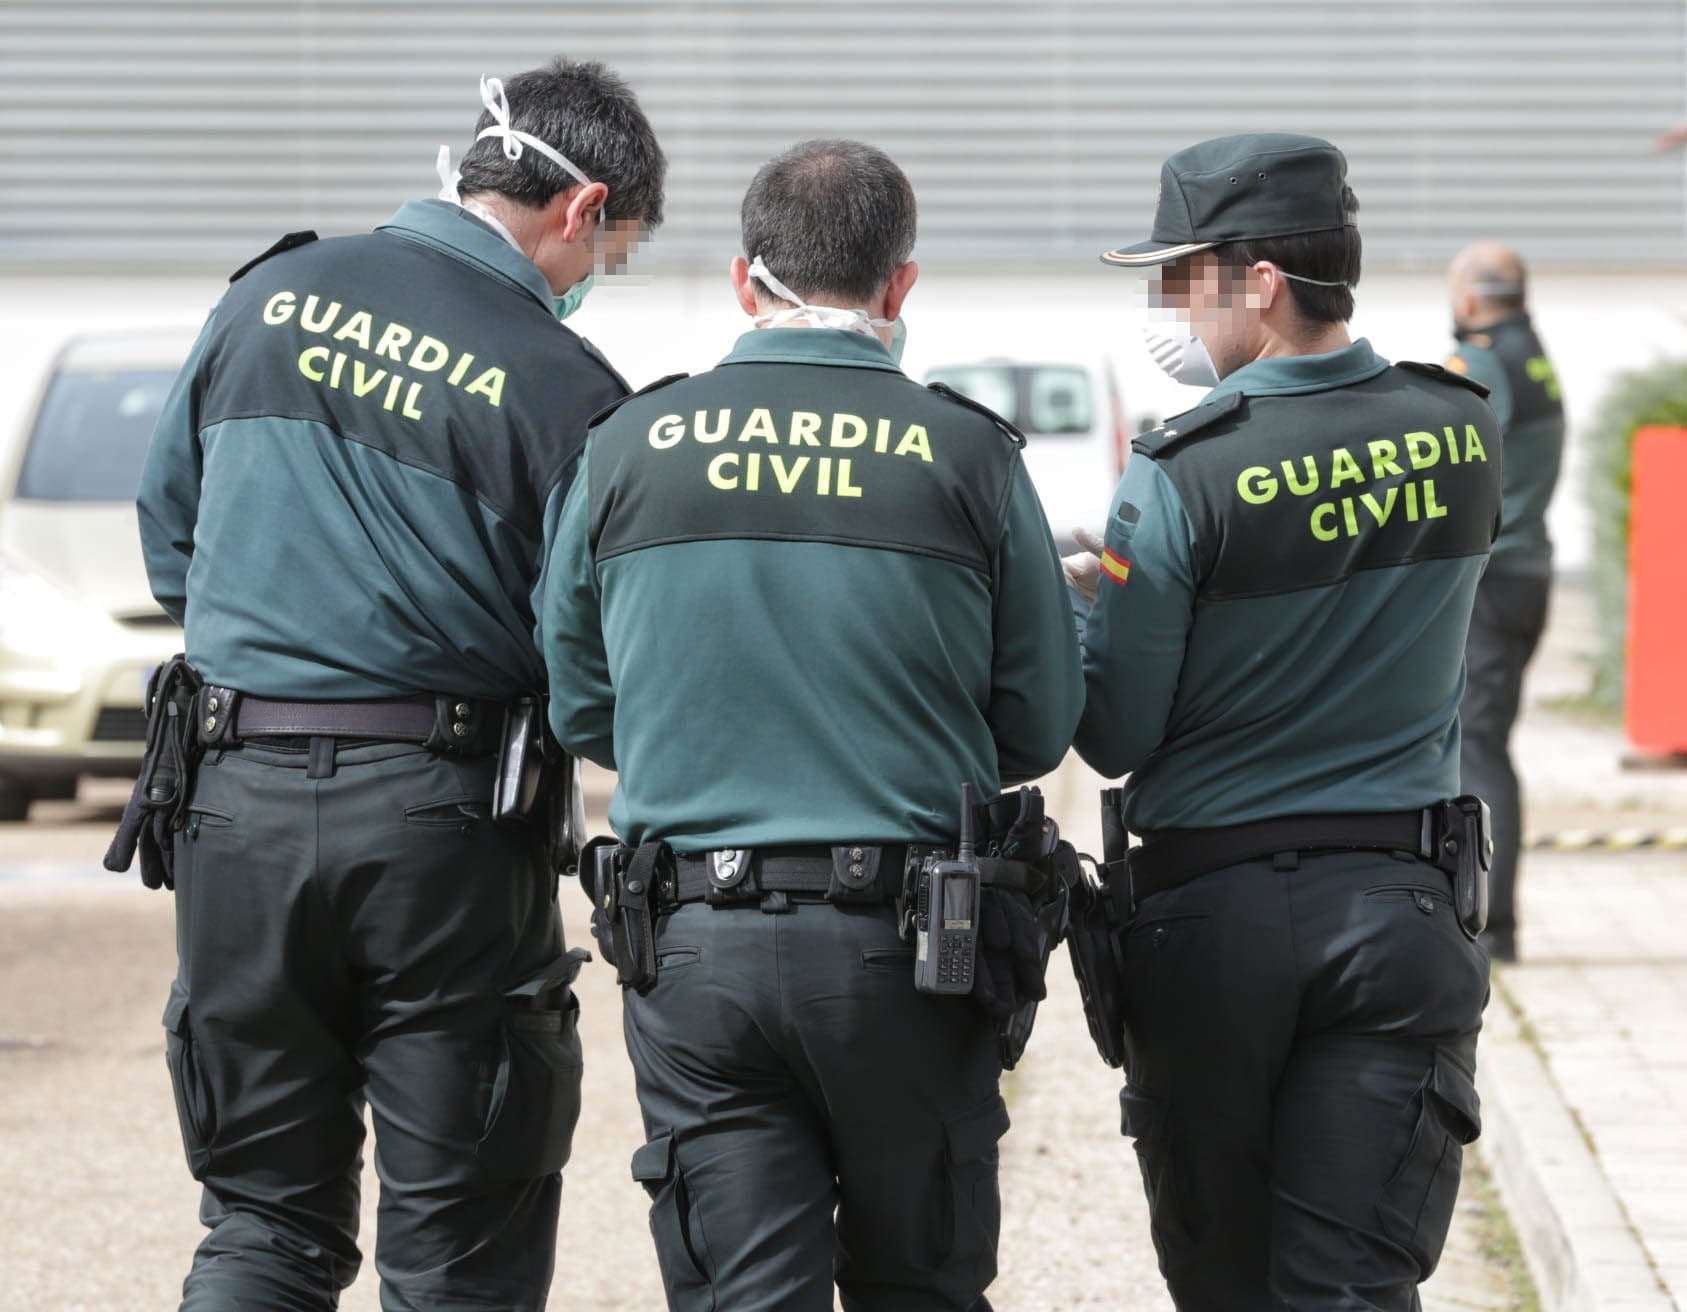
162, 982, 215, 1179
1377, 1048, 1482, 1277
1121, 1085, 1188, 1272
476, 952, 586, 1180
939, 1094, 1011, 1291
631, 1132, 716, 1308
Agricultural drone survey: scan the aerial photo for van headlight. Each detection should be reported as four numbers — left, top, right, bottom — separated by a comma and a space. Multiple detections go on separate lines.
0, 555, 123, 660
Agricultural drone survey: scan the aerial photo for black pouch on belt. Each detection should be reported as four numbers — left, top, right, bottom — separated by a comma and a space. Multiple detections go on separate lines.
607, 841, 665, 992
1441, 795, 1492, 940
1062, 787, 1132, 1069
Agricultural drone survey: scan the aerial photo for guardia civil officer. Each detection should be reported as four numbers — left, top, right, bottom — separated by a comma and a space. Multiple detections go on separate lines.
134, 60, 663, 1311
540, 139, 1083, 1311
1445, 243, 1565, 963
1072, 135, 1501, 1310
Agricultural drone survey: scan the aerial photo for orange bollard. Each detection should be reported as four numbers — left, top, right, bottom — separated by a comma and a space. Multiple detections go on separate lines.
1625, 426, 1687, 754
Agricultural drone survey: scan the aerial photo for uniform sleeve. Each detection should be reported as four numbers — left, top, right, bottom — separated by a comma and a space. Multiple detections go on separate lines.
1450, 344, 1513, 430
136, 310, 218, 625
1072, 456, 1199, 779
540, 443, 617, 769
987, 458, 1085, 783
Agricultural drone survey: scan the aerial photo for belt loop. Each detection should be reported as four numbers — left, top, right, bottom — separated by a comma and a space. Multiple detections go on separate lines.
306, 736, 336, 780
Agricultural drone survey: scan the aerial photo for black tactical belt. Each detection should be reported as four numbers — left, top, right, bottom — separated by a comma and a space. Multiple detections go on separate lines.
666, 844, 909, 908
1129, 809, 1453, 905
197, 690, 503, 755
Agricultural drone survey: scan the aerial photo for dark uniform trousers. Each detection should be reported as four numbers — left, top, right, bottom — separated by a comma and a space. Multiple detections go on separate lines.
1460, 571, 1552, 939
1121, 850, 1489, 1312
621, 901, 1009, 1312
165, 740, 584, 1312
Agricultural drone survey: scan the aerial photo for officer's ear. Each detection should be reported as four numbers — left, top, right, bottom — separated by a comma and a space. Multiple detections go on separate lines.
730, 256, 760, 319
557, 182, 611, 244
881, 261, 919, 321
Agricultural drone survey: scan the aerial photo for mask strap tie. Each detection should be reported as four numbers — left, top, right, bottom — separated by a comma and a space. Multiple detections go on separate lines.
437, 75, 597, 205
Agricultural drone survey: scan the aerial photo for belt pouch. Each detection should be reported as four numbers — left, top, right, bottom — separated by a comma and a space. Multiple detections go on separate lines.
613, 842, 665, 990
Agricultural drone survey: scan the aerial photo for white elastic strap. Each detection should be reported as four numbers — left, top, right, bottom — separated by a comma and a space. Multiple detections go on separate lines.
747, 255, 892, 333
1277, 269, 1349, 288
437, 75, 594, 203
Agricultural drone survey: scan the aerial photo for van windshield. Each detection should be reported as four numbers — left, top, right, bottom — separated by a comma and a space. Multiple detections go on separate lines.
16, 368, 177, 502
924, 364, 1094, 436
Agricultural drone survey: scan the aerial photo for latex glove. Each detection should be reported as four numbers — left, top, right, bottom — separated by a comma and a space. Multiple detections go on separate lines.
1062, 526, 1107, 606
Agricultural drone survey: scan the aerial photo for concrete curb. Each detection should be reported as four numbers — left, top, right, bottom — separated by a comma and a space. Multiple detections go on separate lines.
1477, 978, 1677, 1312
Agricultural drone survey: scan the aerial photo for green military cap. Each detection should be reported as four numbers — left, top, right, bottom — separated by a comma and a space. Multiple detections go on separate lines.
1102, 133, 1354, 267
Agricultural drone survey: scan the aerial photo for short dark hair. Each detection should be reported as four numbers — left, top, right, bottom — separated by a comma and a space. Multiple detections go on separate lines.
740, 139, 917, 304
1214, 184, 1362, 325
455, 57, 666, 227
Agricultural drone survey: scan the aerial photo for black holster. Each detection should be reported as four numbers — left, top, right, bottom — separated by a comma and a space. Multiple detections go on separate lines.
1065, 787, 1131, 1068
1439, 795, 1492, 939
103, 655, 205, 891
581, 839, 665, 992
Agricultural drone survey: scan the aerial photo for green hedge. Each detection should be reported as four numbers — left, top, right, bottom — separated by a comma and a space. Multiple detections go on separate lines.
1583, 360, 1687, 713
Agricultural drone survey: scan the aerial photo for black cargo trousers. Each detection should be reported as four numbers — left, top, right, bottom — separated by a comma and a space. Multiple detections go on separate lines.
1119, 849, 1490, 1312
621, 900, 1009, 1312
164, 740, 585, 1312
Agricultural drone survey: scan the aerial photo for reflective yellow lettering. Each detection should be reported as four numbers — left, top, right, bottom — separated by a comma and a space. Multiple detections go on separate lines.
874, 418, 893, 453
464, 367, 505, 408
695, 409, 730, 444
1463, 425, 1488, 463
1368, 438, 1402, 479
816, 456, 832, 495
648, 414, 686, 449
328, 351, 346, 389
789, 411, 822, 447
1342, 497, 1359, 537
1361, 487, 1397, 527
300, 295, 341, 333
1405, 431, 1439, 470
298, 345, 329, 381
1283, 455, 1319, 496
352, 360, 387, 397
1424, 479, 1448, 519
1443, 426, 1462, 465
707, 451, 740, 490
837, 458, 862, 498
1237, 466, 1277, 504
409, 336, 450, 371
894, 424, 933, 463
770, 454, 810, 493
740, 408, 779, 444
402, 382, 424, 420
447, 353, 474, 386
1330, 447, 1364, 488
831, 413, 867, 448
1405, 481, 1421, 521
333, 311, 373, 351
382, 373, 402, 411
745, 451, 761, 491
1310, 502, 1339, 541
374, 322, 413, 362
263, 290, 296, 325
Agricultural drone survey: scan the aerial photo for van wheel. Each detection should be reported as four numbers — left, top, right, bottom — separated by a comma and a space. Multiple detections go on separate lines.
29, 776, 78, 802
0, 779, 30, 822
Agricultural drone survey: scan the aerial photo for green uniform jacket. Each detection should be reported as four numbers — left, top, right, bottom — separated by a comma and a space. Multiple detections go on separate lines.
137, 200, 627, 700
541, 328, 1084, 851
1448, 312, 1565, 578
1074, 340, 1503, 830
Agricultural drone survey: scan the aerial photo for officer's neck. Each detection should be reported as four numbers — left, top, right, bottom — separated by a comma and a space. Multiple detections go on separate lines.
1248, 318, 1352, 365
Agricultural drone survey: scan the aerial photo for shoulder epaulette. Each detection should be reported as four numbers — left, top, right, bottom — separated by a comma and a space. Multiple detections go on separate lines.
926, 381, 1025, 448
229, 230, 318, 283
577, 336, 632, 392
1131, 390, 1244, 457
587, 372, 689, 429
1396, 359, 1491, 400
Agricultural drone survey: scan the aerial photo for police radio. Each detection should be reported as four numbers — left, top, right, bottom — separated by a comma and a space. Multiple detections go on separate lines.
914, 783, 983, 996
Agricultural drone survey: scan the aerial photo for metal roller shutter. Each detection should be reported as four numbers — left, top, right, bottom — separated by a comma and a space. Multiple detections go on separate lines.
1, 0, 1682, 271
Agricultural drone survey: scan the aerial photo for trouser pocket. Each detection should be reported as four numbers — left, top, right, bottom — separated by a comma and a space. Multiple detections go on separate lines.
162, 981, 216, 1180
631, 1131, 716, 1310
476, 953, 586, 1180
936, 1094, 1011, 1297
1376, 1047, 1482, 1277
1121, 1084, 1190, 1276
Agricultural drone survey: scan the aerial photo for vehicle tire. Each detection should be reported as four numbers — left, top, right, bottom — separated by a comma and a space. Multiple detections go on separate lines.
0, 779, 31, 823
29, 775, 79, 802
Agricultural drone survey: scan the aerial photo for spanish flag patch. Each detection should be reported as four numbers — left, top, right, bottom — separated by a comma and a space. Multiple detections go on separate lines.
1100, 548, 1132, 586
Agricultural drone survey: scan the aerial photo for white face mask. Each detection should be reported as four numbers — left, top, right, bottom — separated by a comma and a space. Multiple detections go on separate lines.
1143, 328, 1220, 388
747, 257, 904, 360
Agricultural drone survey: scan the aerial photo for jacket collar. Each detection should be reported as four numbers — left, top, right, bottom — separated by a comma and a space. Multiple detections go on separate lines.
376, 199, 554, 311
1206, 337, 1389, 401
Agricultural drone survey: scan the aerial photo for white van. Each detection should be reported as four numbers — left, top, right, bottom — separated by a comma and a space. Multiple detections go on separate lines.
922, 358, 1130, 552
0, 329, 192, 820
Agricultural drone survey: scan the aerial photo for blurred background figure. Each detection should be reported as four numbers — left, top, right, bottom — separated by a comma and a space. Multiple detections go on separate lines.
1446, 243, 1566, 962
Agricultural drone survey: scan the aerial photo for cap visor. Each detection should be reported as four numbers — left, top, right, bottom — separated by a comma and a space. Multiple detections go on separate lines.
1099, 239, 1216, 268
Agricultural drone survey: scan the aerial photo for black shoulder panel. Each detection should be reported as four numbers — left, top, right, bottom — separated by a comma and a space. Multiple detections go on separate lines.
588, 373, 689, 429
577, 335, 632, 393
229, 230, 318, 283
1396, 359, 1491, 400
926, 381, 1025, 447
1132, 390, 1244, 457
